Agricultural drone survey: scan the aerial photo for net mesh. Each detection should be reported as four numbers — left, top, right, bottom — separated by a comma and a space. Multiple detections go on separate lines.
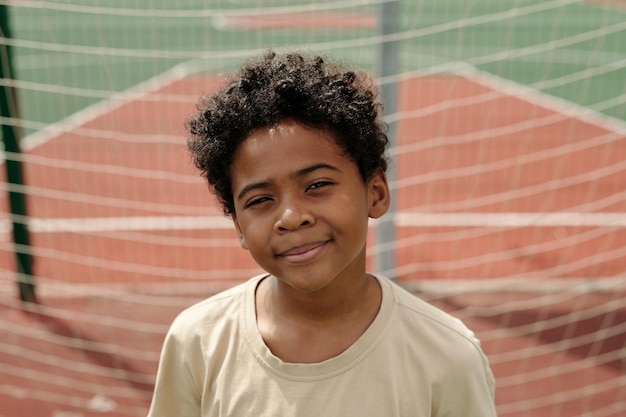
1, 1, 624, 416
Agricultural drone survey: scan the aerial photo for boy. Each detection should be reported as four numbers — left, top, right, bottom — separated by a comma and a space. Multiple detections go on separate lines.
148, 50, 496, 417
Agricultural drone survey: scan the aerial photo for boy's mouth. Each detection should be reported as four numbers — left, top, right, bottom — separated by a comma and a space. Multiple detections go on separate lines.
276, 240, 331, 262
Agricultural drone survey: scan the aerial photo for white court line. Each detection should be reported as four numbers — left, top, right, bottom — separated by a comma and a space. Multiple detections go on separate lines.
0, 212, 624, 234
455, 63, 626, 136
19, 61, 195, 151
4, 0, 389, 18
29, 215, 233, 233
394, 212, 626, 228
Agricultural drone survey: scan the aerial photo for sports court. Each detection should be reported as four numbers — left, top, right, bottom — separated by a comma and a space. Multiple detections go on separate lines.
1, 1, 624, 416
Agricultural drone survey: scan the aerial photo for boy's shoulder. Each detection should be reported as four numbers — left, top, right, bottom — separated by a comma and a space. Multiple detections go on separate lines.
382, 277, 481, 348
167, 275, 263, 336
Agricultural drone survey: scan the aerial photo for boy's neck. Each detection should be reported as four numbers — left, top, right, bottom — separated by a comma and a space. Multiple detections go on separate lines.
254, 273, 382, 363
259, 272, 380, 322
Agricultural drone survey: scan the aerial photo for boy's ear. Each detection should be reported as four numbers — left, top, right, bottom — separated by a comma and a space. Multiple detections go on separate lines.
368, 170, 391, 219
231, 215, 249, 250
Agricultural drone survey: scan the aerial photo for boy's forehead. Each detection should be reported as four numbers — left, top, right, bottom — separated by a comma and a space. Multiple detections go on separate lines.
266, 122, 294, 136
250, 119, 335, 141
237, 121, 338, 157
231, 121, 351, 178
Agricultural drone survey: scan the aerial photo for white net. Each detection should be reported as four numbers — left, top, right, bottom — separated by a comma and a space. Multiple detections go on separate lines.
0, 1, 624, 416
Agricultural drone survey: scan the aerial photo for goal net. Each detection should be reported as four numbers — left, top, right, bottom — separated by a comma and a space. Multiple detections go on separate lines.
1, 1, 624, 416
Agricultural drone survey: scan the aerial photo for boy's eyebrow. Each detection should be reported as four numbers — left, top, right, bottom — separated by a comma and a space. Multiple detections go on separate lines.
237, 180, 271, 201
236, 163, 340, 201
293, 163, 340, 178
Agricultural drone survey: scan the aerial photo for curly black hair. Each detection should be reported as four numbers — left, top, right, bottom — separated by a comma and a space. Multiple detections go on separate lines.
186, 50, 389, 216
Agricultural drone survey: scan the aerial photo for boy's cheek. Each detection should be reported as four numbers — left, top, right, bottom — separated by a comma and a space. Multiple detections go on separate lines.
231, 217, 249, 250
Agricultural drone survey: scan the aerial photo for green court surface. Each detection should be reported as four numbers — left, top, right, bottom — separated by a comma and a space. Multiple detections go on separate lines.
8, 0, 625, 138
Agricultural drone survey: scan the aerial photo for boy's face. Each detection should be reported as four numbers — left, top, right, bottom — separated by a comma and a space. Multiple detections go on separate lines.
230, 120, 389, 294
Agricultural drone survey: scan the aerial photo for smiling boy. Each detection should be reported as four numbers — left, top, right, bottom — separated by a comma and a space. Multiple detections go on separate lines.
148, 51, 496, 417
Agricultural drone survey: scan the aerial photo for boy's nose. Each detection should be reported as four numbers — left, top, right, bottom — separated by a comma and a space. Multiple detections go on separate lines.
274, 205, 315, 232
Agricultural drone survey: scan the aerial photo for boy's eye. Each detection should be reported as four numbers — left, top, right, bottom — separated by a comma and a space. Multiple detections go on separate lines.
245, 196, 272, 208
307, 181, 334, 191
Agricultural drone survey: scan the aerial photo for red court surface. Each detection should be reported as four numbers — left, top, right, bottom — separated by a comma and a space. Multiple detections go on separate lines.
1, 74, 624, 416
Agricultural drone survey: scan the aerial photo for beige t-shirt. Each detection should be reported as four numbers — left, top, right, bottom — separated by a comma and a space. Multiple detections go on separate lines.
148, 275, 496, 417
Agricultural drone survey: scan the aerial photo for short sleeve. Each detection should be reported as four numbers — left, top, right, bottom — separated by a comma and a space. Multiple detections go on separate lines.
147, 324, 203, 417
432, 341, 497, 417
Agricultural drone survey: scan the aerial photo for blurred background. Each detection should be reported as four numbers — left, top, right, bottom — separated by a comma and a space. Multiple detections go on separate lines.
0, 1, 624, 416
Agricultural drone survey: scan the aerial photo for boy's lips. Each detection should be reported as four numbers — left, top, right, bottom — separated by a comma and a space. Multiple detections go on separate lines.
276, 240, 331, 262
